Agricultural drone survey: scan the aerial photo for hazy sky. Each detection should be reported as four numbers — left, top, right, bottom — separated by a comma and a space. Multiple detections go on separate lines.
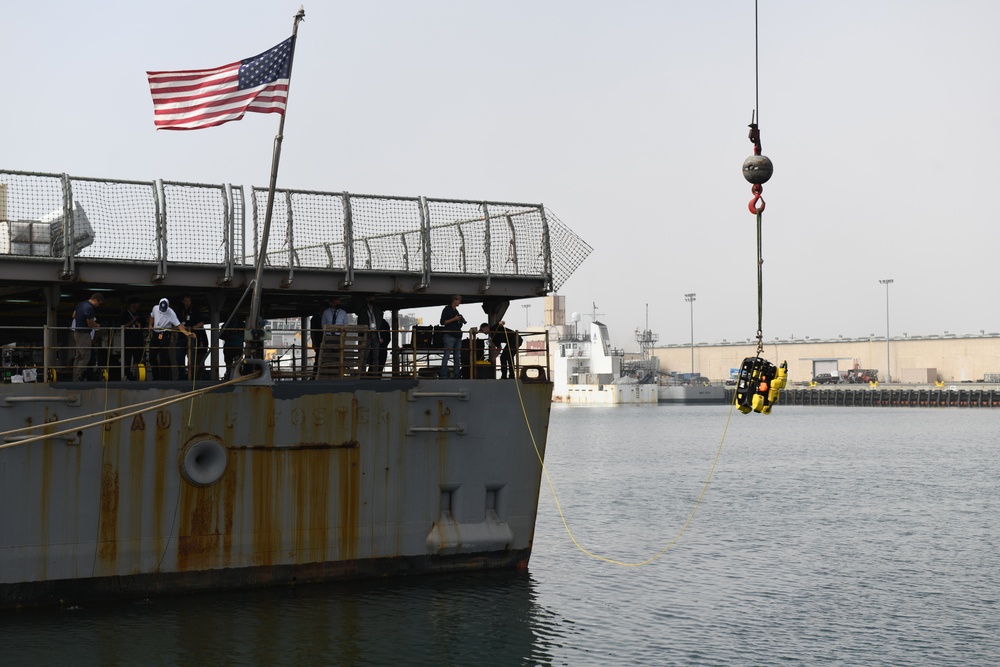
5, 1, 999, 349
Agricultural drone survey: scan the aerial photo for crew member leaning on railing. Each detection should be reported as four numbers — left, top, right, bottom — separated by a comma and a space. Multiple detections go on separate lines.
147, 298, 193, 381
479, 321, 522, 380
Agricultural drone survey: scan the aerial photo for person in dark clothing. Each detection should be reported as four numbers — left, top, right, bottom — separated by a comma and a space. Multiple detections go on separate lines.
438, 295, 465, 379
219, 318, 246, 380
479, 321, 522, 379
377, 317, 391, 375
460, 335, 486, 379
310, 303, 326, 365
120, 297, 145, 380
357, 295, 383, 377
176, 293, 208, 380
72, 293, 103, 381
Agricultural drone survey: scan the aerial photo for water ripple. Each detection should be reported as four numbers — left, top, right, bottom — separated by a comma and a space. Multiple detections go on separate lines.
3, 407, 1000, 666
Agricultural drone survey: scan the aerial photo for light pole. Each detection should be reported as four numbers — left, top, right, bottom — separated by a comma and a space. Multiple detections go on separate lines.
521, 303, 531, 328
879, 279, 893, 383
684, 293, 696, 374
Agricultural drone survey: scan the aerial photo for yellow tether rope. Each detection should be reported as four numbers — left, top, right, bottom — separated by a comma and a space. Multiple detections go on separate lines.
505, 327, 735, 567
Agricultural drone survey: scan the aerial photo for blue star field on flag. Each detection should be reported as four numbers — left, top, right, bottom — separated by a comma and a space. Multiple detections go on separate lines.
238, 37, 294, 90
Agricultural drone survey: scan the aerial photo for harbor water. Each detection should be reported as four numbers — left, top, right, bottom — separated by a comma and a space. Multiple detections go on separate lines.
4, 405, 999, 666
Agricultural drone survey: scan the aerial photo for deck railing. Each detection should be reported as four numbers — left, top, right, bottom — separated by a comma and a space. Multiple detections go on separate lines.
0, 170, 591, 292
0, 325, 550, 384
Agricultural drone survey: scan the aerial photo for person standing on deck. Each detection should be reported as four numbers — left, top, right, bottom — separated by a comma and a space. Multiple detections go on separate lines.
479, 321, 521, 379
314, 296, 349, 376
220, 317, 246, 380
357, 295, 383, 377
377, 315, 391, 375
439, 294, 465, 379
176, 293, 208, 380
120, 297, 145, 380
148, 298, 193, 380
72, 293, 104, 381
321, 296, 349, 328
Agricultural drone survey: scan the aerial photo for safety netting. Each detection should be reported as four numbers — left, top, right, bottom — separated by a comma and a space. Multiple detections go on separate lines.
0, 170, 590, 290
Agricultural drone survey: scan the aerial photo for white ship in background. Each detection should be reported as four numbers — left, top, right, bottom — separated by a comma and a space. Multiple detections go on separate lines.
549, 300, 725, 406
552, 316, 658, 405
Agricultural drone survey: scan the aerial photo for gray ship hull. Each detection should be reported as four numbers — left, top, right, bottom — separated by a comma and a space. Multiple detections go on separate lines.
0, 168, 588, 608
0, 368, 552, 608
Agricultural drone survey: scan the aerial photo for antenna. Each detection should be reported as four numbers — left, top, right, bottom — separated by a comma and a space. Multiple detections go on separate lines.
635, 302, 659, 362
590, 302, 604, 322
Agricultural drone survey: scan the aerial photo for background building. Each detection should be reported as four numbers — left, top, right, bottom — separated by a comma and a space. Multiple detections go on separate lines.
651, 335, 1000, 384
540, 297, 1000, 385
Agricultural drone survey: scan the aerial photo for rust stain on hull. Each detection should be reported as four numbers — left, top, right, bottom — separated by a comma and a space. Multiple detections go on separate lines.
152, 406, 171, 568
98, 462, 119, 563
338, 446, 360, 561
222, 449, 237, 566
177, 470, 230, 571
175, 434, 237, 572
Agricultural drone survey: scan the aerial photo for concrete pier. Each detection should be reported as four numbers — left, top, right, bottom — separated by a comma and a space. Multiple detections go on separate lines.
725, 385, 1000, 408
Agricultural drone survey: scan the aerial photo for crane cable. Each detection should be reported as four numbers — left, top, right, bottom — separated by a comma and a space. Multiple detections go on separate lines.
755, 198, 764, 356
732, 0, 789, 417
745, 0, 772, 356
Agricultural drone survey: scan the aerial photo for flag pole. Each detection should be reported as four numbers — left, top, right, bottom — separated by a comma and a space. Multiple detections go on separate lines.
247, 6, 306, 359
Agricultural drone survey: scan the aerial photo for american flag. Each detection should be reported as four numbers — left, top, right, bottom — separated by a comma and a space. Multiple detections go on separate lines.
147, 36, 296, 131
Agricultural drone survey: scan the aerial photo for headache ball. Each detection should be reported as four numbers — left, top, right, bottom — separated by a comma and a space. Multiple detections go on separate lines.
742, 154, 773, 184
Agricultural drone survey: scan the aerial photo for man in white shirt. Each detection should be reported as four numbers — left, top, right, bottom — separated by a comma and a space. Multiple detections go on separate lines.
148, 298, 194, 380
311, 296, 348, 378
315, 296, 349, 377
321, 296, 349, 327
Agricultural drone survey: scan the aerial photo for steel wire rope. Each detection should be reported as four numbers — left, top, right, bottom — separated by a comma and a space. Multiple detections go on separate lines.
748, 0, 768, 356
754, 0, 759, 128
504, 327, 737, 567
756, 209, 765, 355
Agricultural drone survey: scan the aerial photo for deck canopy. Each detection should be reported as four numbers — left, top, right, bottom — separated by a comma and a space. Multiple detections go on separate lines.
0, 169, 591, 327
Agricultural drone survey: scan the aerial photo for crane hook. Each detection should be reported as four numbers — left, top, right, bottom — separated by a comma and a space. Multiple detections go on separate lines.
748, 184, 765, 214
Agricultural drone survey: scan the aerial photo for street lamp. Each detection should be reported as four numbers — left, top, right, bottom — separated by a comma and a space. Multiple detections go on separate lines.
521, 303, 531, 328
879, 279, 893, 383
684, 293, 696, 374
